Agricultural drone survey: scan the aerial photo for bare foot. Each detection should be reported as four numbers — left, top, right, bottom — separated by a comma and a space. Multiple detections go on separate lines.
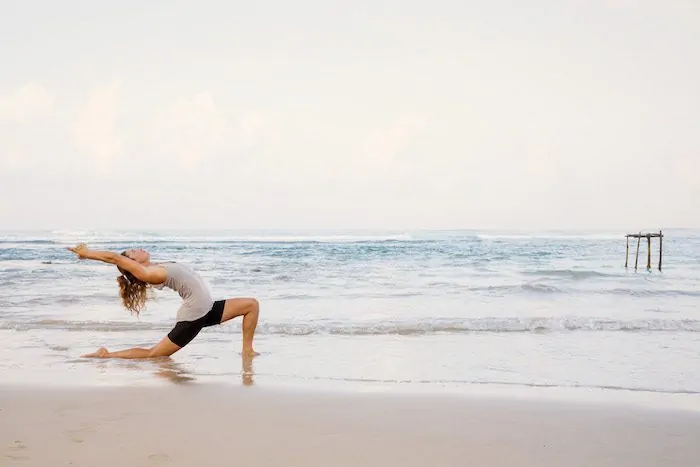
242, 348, 260, 358
82, 347, 109, 358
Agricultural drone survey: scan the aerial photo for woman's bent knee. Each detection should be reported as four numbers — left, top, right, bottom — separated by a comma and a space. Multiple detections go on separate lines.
221, 297, 260, 322
238, 297, 259, 313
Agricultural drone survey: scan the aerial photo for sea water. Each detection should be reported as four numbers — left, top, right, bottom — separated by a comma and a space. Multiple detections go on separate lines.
1, 229, 698, 408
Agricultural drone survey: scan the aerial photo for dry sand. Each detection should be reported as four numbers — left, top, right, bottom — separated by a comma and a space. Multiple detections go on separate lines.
1, 384, 699, 467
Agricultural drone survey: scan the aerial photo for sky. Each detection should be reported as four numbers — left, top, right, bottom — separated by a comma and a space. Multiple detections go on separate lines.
0, 0, 698, 231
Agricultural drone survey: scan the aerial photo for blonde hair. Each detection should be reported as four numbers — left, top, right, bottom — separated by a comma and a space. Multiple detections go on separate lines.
116, 252, 149, 316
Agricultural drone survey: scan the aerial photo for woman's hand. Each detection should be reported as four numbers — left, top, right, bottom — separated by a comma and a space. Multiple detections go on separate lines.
67, 243, 90, 259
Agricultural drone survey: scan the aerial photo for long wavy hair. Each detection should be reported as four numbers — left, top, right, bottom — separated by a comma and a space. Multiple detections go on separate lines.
116, 251, 149, 316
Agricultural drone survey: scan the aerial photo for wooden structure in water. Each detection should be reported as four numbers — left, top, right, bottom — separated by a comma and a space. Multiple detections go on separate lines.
625, 230, 663, 271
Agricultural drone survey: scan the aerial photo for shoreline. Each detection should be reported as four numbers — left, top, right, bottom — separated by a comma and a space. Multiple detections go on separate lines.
2, 365, 699, 415
2, 365, 700, 413
2, 383, 700, 467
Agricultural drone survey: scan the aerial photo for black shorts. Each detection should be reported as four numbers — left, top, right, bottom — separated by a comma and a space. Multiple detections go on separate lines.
167, 299, 226, 347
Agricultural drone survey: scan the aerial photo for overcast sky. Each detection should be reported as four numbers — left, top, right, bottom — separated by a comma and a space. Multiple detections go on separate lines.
1, 0, 698, 231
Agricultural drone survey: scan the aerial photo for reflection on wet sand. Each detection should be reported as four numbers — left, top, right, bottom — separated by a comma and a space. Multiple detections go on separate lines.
154, 354, 256, 386
79, 353, 256, 386
241, 353, 254, 386
153, 359, 196, 384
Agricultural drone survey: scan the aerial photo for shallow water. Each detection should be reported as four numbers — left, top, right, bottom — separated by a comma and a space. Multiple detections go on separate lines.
1, 229, 698, 407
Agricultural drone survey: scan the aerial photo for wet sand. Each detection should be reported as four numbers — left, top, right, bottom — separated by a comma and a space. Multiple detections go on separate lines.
1, 384, 699, 467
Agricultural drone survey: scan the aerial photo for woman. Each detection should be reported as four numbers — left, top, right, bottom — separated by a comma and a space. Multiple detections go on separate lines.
67, 243, 260, 359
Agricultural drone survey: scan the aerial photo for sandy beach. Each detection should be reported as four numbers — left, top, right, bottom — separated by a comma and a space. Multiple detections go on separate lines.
1, 383, 699, 467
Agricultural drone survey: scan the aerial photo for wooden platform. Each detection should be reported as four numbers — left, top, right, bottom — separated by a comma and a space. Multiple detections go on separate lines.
625, 230, 663, 271
625, 232, 663, 238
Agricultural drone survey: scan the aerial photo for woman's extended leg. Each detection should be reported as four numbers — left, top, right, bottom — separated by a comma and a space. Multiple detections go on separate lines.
81, 334, 182, 359
220, 297, 260, 356
82, 299, 260, 359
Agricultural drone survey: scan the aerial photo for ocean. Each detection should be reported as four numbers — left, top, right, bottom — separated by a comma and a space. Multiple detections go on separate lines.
1, 229, 698, 408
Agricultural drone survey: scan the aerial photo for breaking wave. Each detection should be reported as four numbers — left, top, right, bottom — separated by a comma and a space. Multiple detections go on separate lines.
521, 269, 618, 280
2, 317, 699, 335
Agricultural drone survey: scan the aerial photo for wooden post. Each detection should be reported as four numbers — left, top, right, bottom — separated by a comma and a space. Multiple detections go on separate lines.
634, 235, 641, 271
625, 236, 629, 268
658, 230, 663, 271
647, 235, 651, 270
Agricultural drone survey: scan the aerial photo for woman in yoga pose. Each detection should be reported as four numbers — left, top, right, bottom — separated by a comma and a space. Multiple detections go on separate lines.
67, 243, 259, 359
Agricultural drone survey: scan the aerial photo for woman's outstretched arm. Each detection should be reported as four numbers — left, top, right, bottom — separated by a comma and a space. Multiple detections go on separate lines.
67, 243, 166, 284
